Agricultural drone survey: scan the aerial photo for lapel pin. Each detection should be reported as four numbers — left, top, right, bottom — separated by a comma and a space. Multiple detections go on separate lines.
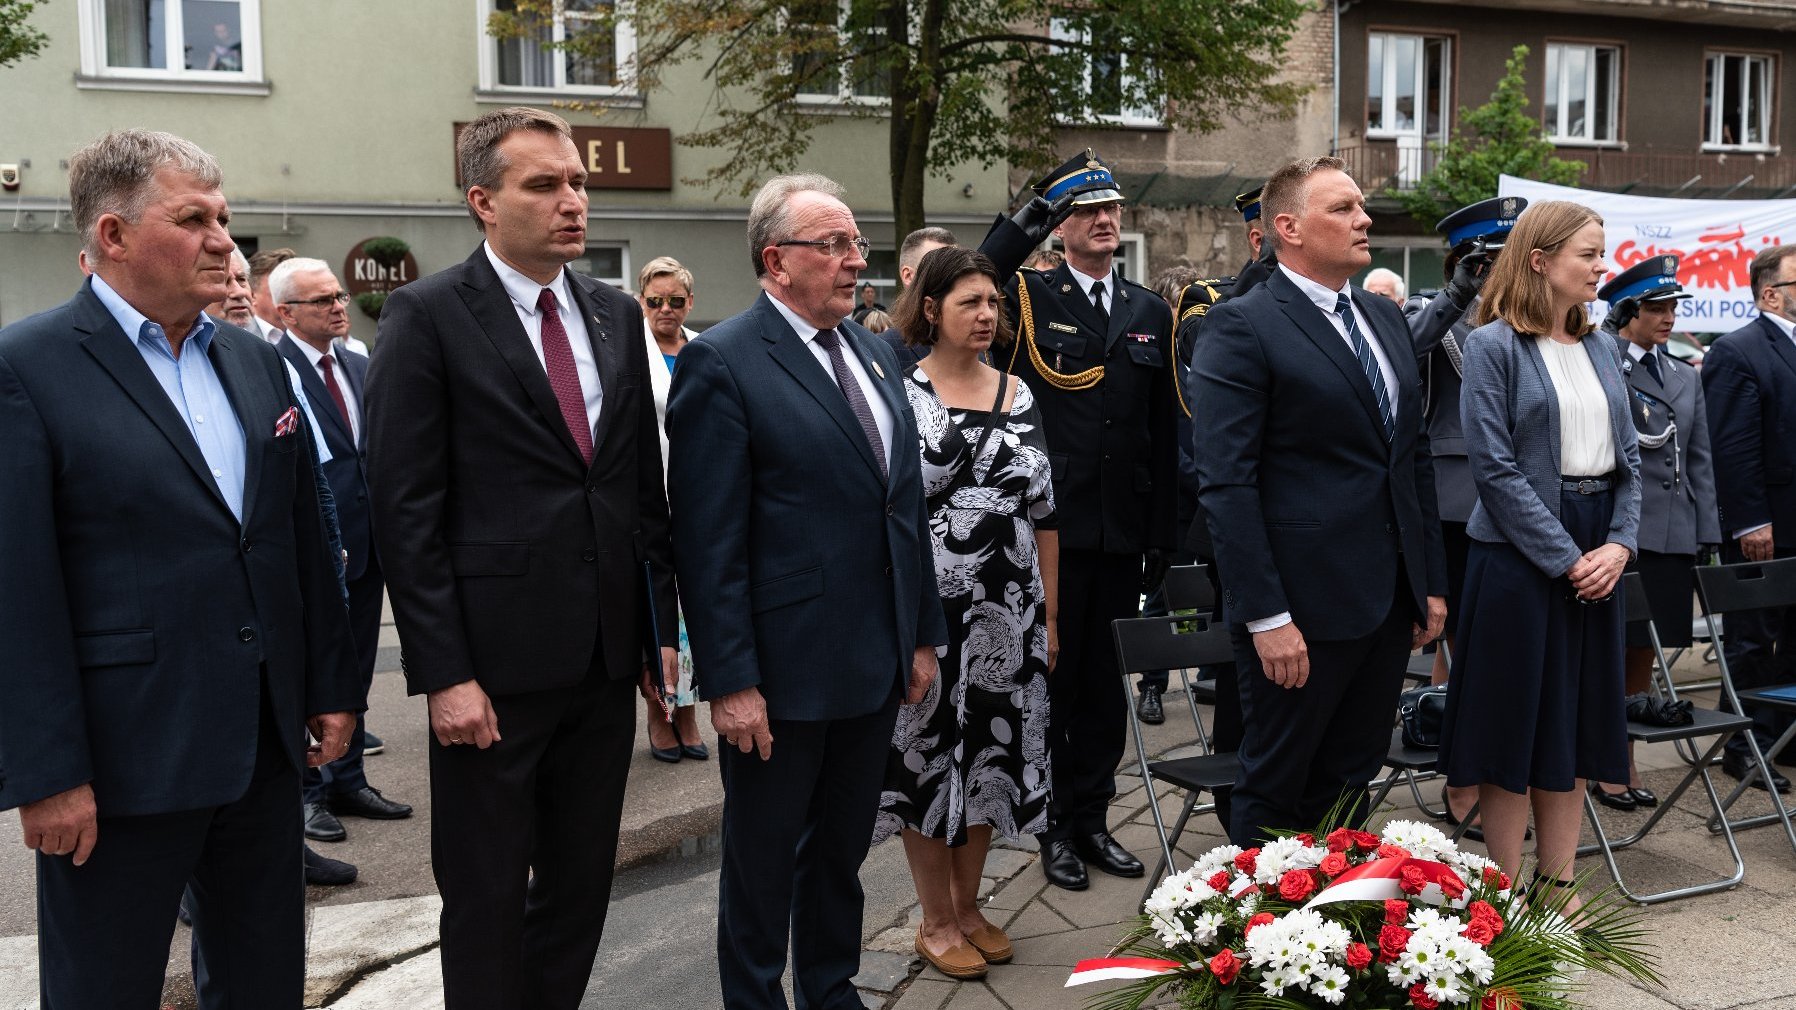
1120, 290, 1130, 301
872, 361, 886, 379
1060, 284, 1072, 294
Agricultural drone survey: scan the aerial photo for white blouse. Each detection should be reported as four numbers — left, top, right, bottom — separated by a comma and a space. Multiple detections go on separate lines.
1537, 337, 1616, 477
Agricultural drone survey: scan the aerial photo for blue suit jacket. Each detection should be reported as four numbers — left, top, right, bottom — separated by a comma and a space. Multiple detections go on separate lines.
0, 281, 360, 816
1192, 269, 1446, 640
666, 293, 948, 721
277, 336, 375, 582
1703, 314, 1796, 545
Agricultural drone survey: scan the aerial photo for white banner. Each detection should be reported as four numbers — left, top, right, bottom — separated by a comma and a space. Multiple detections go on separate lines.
1497, 174, 1796, 333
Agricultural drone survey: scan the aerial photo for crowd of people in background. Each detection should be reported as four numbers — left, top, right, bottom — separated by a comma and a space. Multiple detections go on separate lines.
9, 107, 1796, 1010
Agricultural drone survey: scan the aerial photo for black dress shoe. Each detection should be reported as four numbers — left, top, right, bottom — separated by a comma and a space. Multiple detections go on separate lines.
1628, 786, 1659, 808
1136, 688, 1165, 725
361, 730, 385, 756
303, 845, 358, 886
1042, 840, 1089, 890
1073, 831, 1145, 878
680, 741, 710, 760
1590, 783, 1638, 812
304, 801, 346, 842
1721, 751, 1793, 793
329, 786, 414, 820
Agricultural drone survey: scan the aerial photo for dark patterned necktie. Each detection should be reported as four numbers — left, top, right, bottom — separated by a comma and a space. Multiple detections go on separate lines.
537, 288, 594, 466
318, 352, 352, 433
813, 328, 887, 480
1335, 292, 1394, 440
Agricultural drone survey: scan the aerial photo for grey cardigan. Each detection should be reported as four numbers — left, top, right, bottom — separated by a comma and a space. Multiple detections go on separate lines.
1461, 318, 1641, 576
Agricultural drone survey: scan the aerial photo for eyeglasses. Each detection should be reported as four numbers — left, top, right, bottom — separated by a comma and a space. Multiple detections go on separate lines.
777, 235, 871, 260
284, 292, 351, 308
644, 295, 688, 310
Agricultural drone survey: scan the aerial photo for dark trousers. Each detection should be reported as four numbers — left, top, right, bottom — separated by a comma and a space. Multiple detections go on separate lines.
1721, 542, 1796, 761
1228, 583, 1413, 846
717, 696, 899, 1010
1136, 548, 1197, 694
431, 673, 636, 1010
303, 562, 383, 802
38, 692, 302, 1010
1037, 549, 1141, 843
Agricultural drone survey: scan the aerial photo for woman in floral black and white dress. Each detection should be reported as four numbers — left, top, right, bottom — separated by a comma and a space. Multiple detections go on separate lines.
872, 247, 1059, 980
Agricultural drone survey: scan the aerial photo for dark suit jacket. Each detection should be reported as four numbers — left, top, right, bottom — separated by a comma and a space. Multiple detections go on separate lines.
0, 281, 360, 816
666, 293, 948, 721
277, 337, 375, 581
1703, 314, 1796, 546
365, 246, 677, 698
1193, 268, 1446, 640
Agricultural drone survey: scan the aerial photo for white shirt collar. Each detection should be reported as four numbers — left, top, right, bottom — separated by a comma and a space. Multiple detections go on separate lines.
1763, 310, 1796, 340
484, 241, 575, 320
766, 290, 844, 345
1065, 261, 1114, 304
1624, 341, 1652, 362
1278, 263, 1353, 315
288, 331, 337, 369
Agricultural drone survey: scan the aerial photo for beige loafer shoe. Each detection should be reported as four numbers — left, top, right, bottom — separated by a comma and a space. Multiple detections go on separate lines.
965, 924, 1013, 964
915, 933, 987, 979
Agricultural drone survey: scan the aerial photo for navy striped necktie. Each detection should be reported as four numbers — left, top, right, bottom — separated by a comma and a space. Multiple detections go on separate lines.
1335, 292, 1394, 440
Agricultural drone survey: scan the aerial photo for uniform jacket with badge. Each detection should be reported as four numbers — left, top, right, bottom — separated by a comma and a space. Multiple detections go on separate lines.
1614, 334, 1720, 555
978, 231, 1178, 555
1171, 275, 1228, 557
1405, 290, 1480, 523
0, 282, 360, 816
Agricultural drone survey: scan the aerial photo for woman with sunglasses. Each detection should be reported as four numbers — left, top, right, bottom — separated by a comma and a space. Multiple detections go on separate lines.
1589, 256, 1720, 809
636, 256, 707, 762
1437, 201, 1640, 912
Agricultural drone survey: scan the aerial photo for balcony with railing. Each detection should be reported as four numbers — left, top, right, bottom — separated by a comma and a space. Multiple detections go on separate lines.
1337, 141, 1796, 199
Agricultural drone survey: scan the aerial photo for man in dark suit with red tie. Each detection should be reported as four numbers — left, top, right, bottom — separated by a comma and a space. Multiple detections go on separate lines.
365, 107, 679, 1010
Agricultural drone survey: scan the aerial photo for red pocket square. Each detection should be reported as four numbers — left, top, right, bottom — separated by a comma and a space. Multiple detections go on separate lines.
273, 406, 299, 437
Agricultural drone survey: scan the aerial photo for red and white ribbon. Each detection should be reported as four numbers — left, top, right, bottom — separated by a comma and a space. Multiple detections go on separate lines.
1065, 957, 1185, 987
1304, 856, 1465, 909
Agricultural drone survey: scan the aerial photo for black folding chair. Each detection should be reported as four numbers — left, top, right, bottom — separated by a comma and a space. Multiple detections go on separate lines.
1695, 559, 1796, 851
1572, 572, 1755, 903
1158, 564, 1219, 752
1114, 613, 1242, 905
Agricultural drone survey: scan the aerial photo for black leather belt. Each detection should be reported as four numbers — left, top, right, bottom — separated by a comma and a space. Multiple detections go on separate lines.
1561, 475, 1615, 494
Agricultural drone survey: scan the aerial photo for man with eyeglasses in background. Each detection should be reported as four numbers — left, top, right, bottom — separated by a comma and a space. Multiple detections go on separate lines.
271, 258, 415, 845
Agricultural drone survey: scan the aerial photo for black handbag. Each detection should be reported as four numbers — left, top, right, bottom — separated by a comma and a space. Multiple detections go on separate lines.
1399, 685, 1449, 749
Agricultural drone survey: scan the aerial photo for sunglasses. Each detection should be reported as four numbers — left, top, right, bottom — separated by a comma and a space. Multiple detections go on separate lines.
644, 295, 688, 310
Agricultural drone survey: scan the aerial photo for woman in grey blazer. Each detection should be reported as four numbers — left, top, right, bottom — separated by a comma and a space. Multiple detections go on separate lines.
1437, 201, 1641, 911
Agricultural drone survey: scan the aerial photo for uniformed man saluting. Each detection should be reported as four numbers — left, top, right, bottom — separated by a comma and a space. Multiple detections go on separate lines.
978, 150, 1177, 891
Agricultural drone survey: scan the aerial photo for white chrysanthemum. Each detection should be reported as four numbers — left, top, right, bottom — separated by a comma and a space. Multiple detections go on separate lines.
1192, 910, 1224, 946
1193, 844, 1244, 877
1423, 970, 1469, 1004
1237, 890, 1260, 916
1259, 965, 1296, 997
1386, 959, 1424, 987
1308, 964, 1351, 1005
1379, 819, 1452, 859
1253, 836, 1325, 883
1243, 917, 1302, 969
1407, 907, 1449, 932
1147, 869, 1218, 911
1457, 944, 1496, 986
1297, 919, 1354, 958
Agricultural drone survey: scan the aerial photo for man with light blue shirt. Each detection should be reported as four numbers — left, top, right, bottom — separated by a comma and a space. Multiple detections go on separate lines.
0, 129, 361, 1006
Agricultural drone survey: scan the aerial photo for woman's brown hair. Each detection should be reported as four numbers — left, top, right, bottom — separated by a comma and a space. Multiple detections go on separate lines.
1476, 200, 1604, 338
889, 246, 1014, 348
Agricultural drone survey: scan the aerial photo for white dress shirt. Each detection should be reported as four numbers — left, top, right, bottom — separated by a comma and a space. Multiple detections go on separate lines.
252, 314, 284, 344
1734, 312, 1796, 539
291, 334, 362, 444
1065, 261, 1115, 317
767, 294, 894, 472
1538, 338, 1617, 476
484, 242, 603, 439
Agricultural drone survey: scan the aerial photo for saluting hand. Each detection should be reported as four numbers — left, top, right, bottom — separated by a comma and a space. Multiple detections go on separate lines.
1253, 622, 1310, 689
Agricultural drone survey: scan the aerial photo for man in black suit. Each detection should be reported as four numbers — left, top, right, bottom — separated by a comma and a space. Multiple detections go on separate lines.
0, 129, 359, 1006
1704, 243, 1796, 789
1192, 155, 1446, 845
667, 173, 946, 1010
271, 258, 414, 841
365, 107, 679, 1010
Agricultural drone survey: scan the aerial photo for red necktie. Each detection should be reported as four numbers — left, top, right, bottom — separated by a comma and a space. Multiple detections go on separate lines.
319, 352, 352, 435
536, 288, 594, 466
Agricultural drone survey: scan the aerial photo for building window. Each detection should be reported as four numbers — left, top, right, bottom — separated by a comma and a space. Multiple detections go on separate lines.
1050, 20, 1161, 126
1545, 43, 1620, 143
1366, 32, 1450, 140
482, 0, 637, 96
78, 0, 263, 84
1705, 52, 1775, 149
573, 243, 630, 289
791, 0, 889, 105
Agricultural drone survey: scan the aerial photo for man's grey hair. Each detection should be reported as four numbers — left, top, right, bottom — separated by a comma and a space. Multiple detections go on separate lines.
456, 106, 573, 231
229, 247, 249, 275
899, 227, 958, 272
267, 257, 337, 306
1364, 267, 1406, 299
747, 173, 846, 278
69, 130, 222, 260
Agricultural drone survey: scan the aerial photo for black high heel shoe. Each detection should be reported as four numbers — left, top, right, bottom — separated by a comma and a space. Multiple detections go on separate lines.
1589, 782, 1638, 812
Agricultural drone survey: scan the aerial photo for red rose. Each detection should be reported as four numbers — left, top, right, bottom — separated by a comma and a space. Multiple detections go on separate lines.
1320, 852, 1349, 878
1208, 948, 1241, 986
1377, 843, 1412, 860
1409, 982, 1440, 1009
1398, 865, 1429, 895
1278, 869, 1317, 901
1296, 832, 1316, 847
1384, 898, 1410, 925
1498, 872, 1512, 891
1326, 828, 1354, 852
1462, 919, 1496, 946
1468, 900, 1504, 938
1207, 870, 1231, 891
1353, 830, 1383, 849
1234, 848, 1260, 876
1438, 871, 1467, 900
1482, 865, 1502, 886
1345, 942, 1373, 970
1245, 912, 1276, 937
1378, 924, 1411, 962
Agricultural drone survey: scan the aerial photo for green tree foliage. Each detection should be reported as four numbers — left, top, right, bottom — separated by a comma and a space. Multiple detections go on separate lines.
1395, 45, 1586, 225
490, 0, 1309, 241
0, 0, 49, 68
